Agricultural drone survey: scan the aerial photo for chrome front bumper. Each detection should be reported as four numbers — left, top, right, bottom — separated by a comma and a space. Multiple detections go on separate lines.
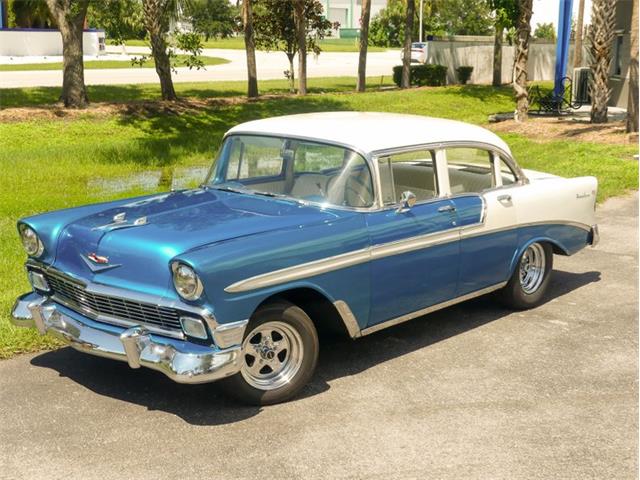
11, 292, 245, 384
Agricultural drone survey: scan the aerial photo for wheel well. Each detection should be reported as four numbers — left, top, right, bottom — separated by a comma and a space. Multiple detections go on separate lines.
256, 288, 351, 338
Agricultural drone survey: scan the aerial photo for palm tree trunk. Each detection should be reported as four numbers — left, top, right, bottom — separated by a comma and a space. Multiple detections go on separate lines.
589, 0, 616, 123
513, 0, 533, 122
573, 0, 586, 69
401, 0, 415, 89
492, 25, 503, 86
242, 0, 259, 98
142, 0, 177, 101
44, 0, 89, 108
626, 0, 638, 133
357, 0, 372, 92
293, 0, 307, 95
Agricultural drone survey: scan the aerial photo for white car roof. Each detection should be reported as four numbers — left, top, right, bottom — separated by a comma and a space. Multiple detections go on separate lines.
226, 112, 512, 157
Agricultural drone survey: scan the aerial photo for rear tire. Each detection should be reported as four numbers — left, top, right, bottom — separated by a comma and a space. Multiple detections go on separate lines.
500, 242, 553, 310
222, 301, 319, 406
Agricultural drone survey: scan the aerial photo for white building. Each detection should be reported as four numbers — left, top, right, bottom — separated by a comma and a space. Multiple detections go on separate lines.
319, 0, 388, 38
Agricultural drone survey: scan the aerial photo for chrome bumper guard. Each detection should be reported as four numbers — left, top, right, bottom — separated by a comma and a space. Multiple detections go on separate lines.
590, 224, 599, 247
11, 292, 247, 384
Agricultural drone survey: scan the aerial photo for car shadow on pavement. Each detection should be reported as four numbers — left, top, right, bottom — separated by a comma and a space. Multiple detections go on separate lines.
30, 269, 599, 425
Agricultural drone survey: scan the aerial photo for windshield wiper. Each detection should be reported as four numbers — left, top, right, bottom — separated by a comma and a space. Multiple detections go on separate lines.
251, 191, 307, 205
210, 185, 250, 194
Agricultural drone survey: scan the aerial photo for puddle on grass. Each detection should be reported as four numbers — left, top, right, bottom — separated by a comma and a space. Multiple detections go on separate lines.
87, 166, 209, 195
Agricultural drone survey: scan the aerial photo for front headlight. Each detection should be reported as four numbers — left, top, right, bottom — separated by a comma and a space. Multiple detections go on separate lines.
171, 262, 203, 300
19, 224, 44, 257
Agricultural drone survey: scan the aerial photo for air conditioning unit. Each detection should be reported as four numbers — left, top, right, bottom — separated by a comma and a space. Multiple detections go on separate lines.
572, 67, 591, 105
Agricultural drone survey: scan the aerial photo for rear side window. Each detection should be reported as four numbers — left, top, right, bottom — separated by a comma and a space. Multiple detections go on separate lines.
499, 157, 517, 186
445, 148, 494, 194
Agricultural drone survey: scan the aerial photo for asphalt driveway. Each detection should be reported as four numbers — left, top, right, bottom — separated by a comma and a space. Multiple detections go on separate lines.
0, 193, 637, 480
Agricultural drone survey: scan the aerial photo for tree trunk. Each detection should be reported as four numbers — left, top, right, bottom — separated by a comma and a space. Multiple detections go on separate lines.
626, 0, 638, 133
242, 0, 259, 98
44, 0, 89, 108
573, 0, 586, 69
287, 53, 296, 93
401, 0, 415, 89
492, 25, 503, 86
142, 0, 177, 101
513, 0, 533, 122
589, 0, 616, 124
293, 0, 307, 95
357, 0, 372, 92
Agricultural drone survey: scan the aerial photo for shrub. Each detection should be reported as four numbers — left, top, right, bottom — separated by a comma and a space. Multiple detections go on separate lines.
456, 66, 474, 85
392, 64, 447, 87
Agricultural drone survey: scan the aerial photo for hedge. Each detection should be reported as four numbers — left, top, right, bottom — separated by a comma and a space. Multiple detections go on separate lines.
392, 64, 448, 87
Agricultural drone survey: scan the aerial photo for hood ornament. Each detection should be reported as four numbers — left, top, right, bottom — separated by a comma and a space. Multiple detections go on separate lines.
81, 252, 121, 272
87, 253, 109, 264
92, 214, 148, 231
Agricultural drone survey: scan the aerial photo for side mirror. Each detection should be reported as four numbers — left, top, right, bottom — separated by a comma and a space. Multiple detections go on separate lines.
397, 191, 416, 213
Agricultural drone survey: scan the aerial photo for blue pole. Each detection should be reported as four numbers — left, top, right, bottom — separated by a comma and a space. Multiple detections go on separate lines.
0, 1, 4, 29
554, 0, 574, 100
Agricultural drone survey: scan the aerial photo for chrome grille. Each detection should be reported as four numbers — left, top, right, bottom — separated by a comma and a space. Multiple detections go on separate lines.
42, 270, 182, 332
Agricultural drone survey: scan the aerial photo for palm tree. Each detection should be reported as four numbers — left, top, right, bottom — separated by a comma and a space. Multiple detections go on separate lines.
357, 0, 372, 92
626, 0, 638, 133
512, 0, 533, 122
242, 0, 259, 98
401, 0, 415, 89
573, 0, 586, 69
588, 0, 616, 123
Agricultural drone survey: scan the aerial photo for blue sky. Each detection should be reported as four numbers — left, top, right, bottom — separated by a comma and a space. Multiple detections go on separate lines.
531, 0, 592, 30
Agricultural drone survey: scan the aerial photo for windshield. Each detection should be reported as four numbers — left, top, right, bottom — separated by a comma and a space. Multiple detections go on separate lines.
207, 135, 375, 208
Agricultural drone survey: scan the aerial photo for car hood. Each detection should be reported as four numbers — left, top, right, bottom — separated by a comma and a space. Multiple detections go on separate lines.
51, 189, 343, 297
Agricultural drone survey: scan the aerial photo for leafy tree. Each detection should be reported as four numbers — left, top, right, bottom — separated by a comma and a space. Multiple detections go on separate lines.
513, 0, 533, 122
401, 0, 415, 88
370, 0, 493, 48
589, 0, 616, 123
240, 0, 259, 98
253, 0, 335, 93
183, 0, 237, 40
11, 0, 54, 28
44, 0, 91, 108
487, 0, 518, 86
533, 22, 556, 40
142, 0, 178, 101
87, 0, 146, 44
357, 0, 372, 92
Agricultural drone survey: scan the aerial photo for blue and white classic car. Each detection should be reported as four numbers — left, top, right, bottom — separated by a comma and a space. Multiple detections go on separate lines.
12, 112, 599, 404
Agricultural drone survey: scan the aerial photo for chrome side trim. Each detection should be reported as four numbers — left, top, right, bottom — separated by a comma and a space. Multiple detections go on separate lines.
333, 300, 361, 339
359, 281, 508, 337
225, 220, 592, 294
225, 248, 371, 293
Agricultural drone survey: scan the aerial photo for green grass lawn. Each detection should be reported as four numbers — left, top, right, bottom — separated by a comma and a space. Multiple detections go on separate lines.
0, 55, 229, 72
0, 83, 637, 358
108, 36, 387, 52
0, 75, 396, 108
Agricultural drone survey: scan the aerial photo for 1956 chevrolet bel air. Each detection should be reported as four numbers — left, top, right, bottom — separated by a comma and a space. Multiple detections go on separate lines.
12, 112, 599, 405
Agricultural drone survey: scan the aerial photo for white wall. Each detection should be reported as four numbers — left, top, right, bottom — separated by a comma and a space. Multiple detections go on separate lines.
426, 40, 589, 84
0, 30, 106, 57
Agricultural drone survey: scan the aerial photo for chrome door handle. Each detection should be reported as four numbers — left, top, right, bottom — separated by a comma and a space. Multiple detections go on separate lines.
497, 194, 512, 203
438, 205, 456, 213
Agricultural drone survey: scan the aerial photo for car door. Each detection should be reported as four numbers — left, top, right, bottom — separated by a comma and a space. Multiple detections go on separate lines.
365, 149, 459, 327
444, 147, 519, 295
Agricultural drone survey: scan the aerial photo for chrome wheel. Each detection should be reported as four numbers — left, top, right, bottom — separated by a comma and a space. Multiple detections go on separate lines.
240, 321, 304, 391
519, 243, 546, 294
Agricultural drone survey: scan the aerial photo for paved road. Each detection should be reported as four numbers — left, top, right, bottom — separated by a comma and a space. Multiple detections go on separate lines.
0, 193, 637, 480
0, 47, 400, 88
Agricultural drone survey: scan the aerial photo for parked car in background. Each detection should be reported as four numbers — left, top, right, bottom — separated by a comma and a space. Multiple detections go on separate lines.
12, 112, 599, 405
401, 42, 428, 63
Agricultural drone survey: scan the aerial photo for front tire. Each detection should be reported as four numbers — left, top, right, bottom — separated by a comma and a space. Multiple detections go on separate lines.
500, 242, 553, 309
223, 301, 319, 405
